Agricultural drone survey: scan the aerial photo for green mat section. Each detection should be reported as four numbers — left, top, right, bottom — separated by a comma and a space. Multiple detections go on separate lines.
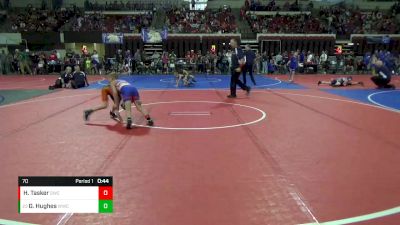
0, 89, 54, 106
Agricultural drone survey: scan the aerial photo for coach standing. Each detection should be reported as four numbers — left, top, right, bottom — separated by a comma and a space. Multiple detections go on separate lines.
243, 45, 256, 85
228, 39, 251, 98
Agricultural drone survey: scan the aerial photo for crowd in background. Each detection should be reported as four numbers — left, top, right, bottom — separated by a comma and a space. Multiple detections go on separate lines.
69, 13, 153, 32
165, 6, 237, 33
253, 49, 400, 75
107, 49, 228, 74
0, 48, 103, 75
244, 0, 311, 12
318, 5, 399, 35
84, 0, 155, 11
245, 1, 400, 35
392, 1, 400, 15
247, 13, 322, 33
2, 0, 400, 35
1, 47, 399, 76
9, 5, 79, 32
5, 2, 153, 33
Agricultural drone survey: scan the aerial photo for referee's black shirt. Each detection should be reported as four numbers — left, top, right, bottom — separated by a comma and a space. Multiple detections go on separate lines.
231, 48, 244, 71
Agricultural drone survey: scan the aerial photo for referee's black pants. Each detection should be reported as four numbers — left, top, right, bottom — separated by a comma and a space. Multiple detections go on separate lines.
230, 69, 249, 97
242, 64, 256, 85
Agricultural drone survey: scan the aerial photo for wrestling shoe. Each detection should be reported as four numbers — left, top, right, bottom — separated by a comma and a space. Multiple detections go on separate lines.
126, 117, 132, 129
84, 110, 93, 121
359, 81, 364, 86
227, 95, 237, 98
147, 119, 154, 126
246, 86, 251, 96
109, 111, 118, 120
317, 81, 322, 86
120, 103, 126, 110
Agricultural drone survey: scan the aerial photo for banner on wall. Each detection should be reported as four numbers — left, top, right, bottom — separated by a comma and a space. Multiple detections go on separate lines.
141, 27, 168, 43
0, 33, 22, 45
366, 35, 391, 44
102, 33, 123, 44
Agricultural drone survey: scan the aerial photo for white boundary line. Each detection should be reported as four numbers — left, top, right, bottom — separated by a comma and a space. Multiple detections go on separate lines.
97, 78, 108, 86
298, 206, 400, 225
1, 89, 399, 114
254, 77, 282, 88
160, 77, 222, 83
169, 111, 211, 116
0, 219, 39, 225
289, 192, 320, 224
119, 101, 267, 130
56, 213, 73, 225
256, 90, 400, 114
96, 76, 282, 88
367, 90, 400, 113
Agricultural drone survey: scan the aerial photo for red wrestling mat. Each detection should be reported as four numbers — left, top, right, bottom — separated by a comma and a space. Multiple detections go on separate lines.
0, 87, 399, 224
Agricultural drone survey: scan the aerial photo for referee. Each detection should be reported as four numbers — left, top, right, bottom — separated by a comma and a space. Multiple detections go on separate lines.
243, 45, 256, 85
227, 39, 251, 98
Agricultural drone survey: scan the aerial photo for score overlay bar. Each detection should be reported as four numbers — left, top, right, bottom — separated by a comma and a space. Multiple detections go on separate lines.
18, 176, 113, 213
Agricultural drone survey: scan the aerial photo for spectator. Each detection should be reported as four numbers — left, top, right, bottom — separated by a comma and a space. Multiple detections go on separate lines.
70, 65, 89, 89
275, 52, 283, 73
166, 7, 237, 33
320, 50, 328, 73
243, 45, 256, 85
133, 49, 142, 72
84, 57, 91, 74
37, 53, 46, 75
254, 51, 261, 74
210, 52, 218, 74
161, 51, 169, 74
268, 54, 276, 74
115, 49, 124, 71
124, 50, 132, 73
48, 50, 58, 73
197, 50, 205, 73
261, 51, 268, 73
218, 51, 228, 74
150, 51, 161, 73
306, 51, 314, 64
2, 52, 11, 74
49, 66, 73, 90
169, 51, 176, 72
17, 49, 32, 75
345, 54, 355, 74
91, 50, 100, 74
29, 52, 39, 75
0, 50, 6, 75
299, 50, 305, 65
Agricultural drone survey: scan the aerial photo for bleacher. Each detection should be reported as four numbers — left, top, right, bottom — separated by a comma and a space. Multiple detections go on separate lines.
0, 0, 398, 61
